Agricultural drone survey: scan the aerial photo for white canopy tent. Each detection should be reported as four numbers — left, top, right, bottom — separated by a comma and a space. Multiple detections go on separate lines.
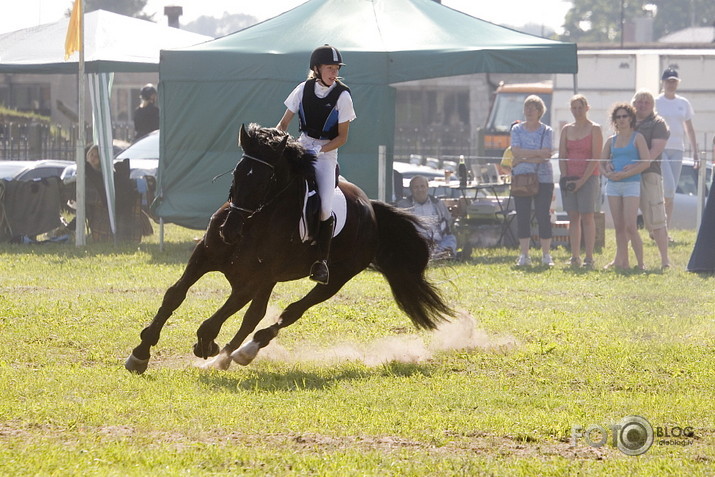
0, 10, 210, 243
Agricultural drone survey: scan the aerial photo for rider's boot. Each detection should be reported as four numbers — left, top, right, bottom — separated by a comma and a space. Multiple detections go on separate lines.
309, 216, 334, 285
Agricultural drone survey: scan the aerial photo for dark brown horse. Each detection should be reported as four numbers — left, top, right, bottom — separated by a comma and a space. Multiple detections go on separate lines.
125, 123, 453, 374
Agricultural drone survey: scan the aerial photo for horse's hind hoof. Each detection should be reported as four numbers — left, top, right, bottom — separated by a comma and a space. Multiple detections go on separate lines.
125, 353, 150, 374
231, 341, 260, 366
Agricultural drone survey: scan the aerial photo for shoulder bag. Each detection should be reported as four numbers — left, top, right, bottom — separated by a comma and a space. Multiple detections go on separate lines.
510, 127, 545, 197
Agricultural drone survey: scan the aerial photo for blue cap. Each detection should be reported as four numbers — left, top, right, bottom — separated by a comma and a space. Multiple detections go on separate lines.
661, 68, 680, 81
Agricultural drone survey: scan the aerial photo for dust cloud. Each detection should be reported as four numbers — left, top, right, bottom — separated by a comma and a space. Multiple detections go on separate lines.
256, 309, 518, 367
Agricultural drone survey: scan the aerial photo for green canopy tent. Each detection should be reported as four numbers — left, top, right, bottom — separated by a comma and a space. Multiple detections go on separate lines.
157, 0, 577, 229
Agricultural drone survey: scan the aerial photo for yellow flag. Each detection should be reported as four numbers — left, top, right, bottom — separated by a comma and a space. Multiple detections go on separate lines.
64, 0, 82, 60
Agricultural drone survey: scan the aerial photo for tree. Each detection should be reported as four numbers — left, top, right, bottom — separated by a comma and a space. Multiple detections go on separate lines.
561, 0, 715, 43
561, 0, 645, 43
67, 0, 153, 22
648, 0, 715, 38
183, 13, 258, 38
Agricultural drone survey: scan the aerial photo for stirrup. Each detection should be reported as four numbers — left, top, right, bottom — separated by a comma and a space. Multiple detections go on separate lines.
309, 259, 329, 285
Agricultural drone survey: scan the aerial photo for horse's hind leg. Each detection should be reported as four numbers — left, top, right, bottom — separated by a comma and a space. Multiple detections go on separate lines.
125, 245, 214, 374
201, 284, 274, 371
231, 274, 351, 365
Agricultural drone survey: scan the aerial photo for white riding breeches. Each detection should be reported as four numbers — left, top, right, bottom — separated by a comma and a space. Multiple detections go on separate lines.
299, 134, 338, 221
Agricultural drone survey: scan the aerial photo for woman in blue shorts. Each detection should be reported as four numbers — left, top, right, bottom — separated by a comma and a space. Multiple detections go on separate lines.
601, 103, 651, 270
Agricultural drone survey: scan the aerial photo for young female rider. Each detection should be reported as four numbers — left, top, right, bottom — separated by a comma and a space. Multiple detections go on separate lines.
276, 45, 356, 285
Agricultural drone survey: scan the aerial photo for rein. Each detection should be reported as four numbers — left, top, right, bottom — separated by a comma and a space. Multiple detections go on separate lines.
228, 153, 296, 218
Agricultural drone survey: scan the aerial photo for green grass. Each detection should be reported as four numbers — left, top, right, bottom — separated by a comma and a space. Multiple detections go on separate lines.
0, 225, 713, 476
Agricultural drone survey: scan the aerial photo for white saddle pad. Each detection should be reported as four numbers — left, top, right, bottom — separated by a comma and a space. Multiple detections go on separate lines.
299, 183, 347, 242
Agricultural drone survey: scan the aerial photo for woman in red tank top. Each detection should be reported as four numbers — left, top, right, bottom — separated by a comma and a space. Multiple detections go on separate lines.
558, 95, 603, 268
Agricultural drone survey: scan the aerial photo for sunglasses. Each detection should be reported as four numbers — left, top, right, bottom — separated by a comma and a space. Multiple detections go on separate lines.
615, 114, 630, 119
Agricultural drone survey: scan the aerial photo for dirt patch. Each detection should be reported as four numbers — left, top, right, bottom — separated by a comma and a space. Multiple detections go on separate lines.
0, 422, 621, 461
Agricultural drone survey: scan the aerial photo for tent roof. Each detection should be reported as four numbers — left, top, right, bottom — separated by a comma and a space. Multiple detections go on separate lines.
155, 0, 578, 229
163, 0, 577, 84
0, 10, 211, 74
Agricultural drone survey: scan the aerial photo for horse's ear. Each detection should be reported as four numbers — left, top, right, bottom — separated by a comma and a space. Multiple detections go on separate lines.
276, 133, 289, 156
238, 124, 249, 148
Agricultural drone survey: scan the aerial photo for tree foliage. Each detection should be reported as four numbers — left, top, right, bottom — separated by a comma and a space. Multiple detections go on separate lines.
561, 0, 715, 43
67, 0, 153, 22
649, 0, 715, 38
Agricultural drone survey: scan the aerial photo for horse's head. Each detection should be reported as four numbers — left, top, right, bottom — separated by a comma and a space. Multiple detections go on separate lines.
220, 123, 290, 244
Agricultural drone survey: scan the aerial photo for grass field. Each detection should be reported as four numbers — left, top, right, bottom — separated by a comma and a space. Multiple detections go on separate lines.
0, 224, 713, 476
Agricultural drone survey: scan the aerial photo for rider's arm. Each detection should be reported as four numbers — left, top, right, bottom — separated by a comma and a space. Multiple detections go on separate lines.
318, 121, 350, 154
276, 109, 294, 132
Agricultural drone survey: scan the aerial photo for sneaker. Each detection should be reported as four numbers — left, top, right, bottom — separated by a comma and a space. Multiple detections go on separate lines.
542, 254, 555, 267
516, 255, 531, 267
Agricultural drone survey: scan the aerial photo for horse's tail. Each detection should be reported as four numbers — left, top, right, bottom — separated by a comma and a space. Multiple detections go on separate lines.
370, 201, 453, 330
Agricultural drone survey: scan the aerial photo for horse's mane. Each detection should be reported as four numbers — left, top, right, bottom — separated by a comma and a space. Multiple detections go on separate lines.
245, 123, 316, 179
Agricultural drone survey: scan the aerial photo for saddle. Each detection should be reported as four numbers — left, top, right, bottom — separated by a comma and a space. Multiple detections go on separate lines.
299, 178, 347, 243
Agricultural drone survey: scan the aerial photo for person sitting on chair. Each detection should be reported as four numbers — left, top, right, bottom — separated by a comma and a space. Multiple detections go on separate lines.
397, 175, 457, 259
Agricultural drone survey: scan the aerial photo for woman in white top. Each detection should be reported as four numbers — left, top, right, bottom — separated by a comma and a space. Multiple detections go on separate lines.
277, 45, 357, 285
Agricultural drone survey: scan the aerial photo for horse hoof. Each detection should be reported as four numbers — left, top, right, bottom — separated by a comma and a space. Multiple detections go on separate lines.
125, 354, 149, 374
231, 341, 260, 366
193, 341, 220, 359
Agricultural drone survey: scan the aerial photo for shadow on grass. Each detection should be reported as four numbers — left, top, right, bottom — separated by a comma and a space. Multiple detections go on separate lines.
196, 361, 435, 393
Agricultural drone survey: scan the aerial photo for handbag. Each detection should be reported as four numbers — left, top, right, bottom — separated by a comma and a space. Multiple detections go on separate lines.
509, 126, 545, 197
511, 172, 539, 197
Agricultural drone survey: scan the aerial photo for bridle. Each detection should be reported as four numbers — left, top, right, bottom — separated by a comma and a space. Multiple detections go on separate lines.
227, 153, 294, 218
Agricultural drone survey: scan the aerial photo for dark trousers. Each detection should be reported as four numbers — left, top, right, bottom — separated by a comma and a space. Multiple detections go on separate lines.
514, 182, 554, 240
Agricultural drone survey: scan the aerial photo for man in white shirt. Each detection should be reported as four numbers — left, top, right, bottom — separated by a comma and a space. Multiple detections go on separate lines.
655, 68, 698, 229
397, 175, 457, 259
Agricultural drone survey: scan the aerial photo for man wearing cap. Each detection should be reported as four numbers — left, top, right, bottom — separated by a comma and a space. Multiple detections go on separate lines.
656, 68, 699, 229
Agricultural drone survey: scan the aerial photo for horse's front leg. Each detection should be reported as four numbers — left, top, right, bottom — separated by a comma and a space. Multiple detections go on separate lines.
232, 272, 351, 365
201, 284, 275, 371
193, 289, 252, 362
125, 257, 209, 374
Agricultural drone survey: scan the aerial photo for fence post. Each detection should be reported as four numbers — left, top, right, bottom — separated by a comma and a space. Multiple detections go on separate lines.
378, 145, 386, 202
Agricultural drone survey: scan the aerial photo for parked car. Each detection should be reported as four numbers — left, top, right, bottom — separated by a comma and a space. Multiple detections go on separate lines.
0, 159, 74, 181
552, 157, 712, 229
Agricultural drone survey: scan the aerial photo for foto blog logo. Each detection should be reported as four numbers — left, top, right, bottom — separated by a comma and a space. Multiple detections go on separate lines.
571, 415, 654, 456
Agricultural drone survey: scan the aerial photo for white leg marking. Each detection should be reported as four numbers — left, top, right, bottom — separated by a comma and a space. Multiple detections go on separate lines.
231, 340, 260, 366
199, 350, 232, 371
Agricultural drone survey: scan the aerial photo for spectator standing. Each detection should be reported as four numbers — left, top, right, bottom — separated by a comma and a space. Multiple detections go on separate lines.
133, 83, 159, 141
558, 94, 603, 268
656, 68, 699, 230
601, 104, 650, 270
633, 89, 671, 269
397, 175, 457, 259
511, 95, 554, 267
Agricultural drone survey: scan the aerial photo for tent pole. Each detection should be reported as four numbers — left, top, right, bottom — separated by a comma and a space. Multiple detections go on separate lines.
378, 145, 386, 202
159, 217, 164, 252
75, 0, 86, 247
572, 73, 578, 94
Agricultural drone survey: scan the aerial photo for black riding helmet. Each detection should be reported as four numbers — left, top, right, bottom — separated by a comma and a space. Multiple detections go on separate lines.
310, 45, 345, 70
